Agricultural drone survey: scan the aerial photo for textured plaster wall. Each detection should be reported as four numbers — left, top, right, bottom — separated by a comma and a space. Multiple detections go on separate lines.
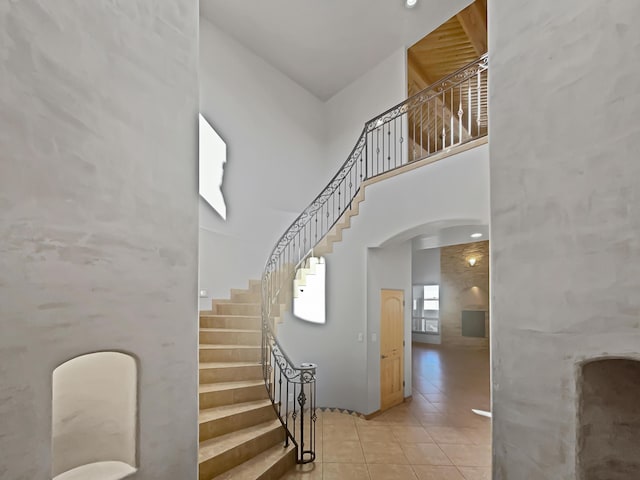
0, 1, 199, 479
324, 48, 407, 175
490, 0, 640, 478
440, 241, 489, 348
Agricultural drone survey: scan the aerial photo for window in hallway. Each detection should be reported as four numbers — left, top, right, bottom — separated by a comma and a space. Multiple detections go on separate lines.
412, 284, 440, 334
199, 113, 227, 220
293, 256, 326, 324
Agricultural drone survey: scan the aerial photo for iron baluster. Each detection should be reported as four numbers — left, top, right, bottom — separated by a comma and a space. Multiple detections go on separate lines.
450, 88, 454, 146
468, 78, 472, 136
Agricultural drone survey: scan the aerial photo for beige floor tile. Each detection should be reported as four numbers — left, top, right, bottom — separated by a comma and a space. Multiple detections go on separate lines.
367, 464, 418, 480
378, 410, 421, 426
400, 443, 452, 466
412, 465, 465, 480
323, 411, 357, 426
438, 444, 491, 467
361, 441, 410, 464
423, 393, 448, 403
443, 411, 491, 428
324, 423, 360, 442
281, 462, 323, 479
458, 466, 491, 479
323, 440, 365, 463
356, 424, 395, 443
426, 426, 476, 445
406, 401, 440, 415
323, 462, 371, 480
464, 427, 491, 446
391, 425, 434, 444
417, 413, 452, 426
285, 346, 491, 478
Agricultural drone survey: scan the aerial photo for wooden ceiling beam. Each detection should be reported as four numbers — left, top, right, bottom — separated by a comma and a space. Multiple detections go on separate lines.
407, 50, 470, 147
456, 0, 488, 56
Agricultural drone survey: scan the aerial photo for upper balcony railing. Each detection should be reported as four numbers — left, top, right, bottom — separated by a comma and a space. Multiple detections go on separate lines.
261, 53, 488, 464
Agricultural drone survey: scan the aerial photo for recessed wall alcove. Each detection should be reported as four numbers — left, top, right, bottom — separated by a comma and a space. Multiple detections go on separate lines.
578, 358, 640, 480
52, 352, 137, 480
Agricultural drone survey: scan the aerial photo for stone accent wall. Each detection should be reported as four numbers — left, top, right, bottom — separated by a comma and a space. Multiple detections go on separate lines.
440, 241, 489, 348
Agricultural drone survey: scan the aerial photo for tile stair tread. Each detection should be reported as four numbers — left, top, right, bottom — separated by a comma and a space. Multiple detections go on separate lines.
199, 399, 273, 423
200, 328, 261, 333
198, 418, 282, 462
211, 443, 295, 480
199, 361, 261, 369
199, 344, 260, 349
199, 379, 264, 393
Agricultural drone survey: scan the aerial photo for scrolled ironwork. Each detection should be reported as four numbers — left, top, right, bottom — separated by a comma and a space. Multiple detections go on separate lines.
261, 53, 489, 465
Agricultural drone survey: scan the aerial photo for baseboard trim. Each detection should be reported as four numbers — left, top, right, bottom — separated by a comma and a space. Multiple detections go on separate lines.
363, 409, 381, 420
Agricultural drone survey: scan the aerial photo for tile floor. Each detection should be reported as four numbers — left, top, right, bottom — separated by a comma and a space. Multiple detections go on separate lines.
283, 343, 491, 480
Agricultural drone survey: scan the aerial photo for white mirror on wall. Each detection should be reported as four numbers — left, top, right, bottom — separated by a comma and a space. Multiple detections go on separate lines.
412, 284, 439, 334
199, 113, 227, 220
293, 257, 326, 324
51, 352, 137, 480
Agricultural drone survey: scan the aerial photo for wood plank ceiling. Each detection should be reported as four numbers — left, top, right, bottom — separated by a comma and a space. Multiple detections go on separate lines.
407, 0, 487, 160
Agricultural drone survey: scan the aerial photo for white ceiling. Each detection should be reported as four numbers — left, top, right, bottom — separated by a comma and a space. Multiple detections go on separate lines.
200, 0, 472, 100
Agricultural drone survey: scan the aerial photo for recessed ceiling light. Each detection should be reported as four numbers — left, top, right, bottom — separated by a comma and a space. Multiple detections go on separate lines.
471, 233, 483, 238
405, 0, 418, 8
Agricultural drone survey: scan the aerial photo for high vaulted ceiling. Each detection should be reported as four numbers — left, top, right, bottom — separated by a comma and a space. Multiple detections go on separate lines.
200, 0, 473, 100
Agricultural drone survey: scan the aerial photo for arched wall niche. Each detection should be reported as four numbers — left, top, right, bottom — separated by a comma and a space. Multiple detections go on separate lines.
578, 357, 640, 480
51, 351, 138, 480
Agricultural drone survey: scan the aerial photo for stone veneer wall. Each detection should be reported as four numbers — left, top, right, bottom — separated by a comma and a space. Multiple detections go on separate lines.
440, 241, 490, 348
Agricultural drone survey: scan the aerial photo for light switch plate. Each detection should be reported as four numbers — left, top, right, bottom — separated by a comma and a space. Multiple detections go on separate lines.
199, 289, 208, 298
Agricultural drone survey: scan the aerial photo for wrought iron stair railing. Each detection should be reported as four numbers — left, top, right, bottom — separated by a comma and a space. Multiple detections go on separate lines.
261, 53, 488, 464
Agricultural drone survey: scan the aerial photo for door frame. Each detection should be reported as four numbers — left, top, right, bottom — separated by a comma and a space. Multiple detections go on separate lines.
379, 288, 405, 412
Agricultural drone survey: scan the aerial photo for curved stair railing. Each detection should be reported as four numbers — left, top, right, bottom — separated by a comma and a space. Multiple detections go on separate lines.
261, 53, 489, 464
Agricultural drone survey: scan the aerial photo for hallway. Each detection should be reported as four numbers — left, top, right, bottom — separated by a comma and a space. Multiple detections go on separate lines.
284, 343, 491, 479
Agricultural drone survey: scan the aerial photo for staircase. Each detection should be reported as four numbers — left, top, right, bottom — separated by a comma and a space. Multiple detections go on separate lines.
198, 280, 296, 480
198, 54, 489, 479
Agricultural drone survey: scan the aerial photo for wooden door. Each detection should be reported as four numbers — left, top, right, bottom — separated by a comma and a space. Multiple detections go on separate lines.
380, 289, 404, 411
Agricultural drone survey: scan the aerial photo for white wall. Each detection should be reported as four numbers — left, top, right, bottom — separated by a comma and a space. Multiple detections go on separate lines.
324, 48, 407, 174
411, 247, 441, 344
52, 353, 137, 476
198, 18, 327, 305
278, 144, 489, 414
490, 1, 640, 478
367, 242, 413, 412
0, 2, 199, 478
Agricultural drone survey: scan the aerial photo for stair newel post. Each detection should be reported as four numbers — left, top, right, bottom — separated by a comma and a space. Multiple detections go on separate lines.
296, 362, 317, 463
